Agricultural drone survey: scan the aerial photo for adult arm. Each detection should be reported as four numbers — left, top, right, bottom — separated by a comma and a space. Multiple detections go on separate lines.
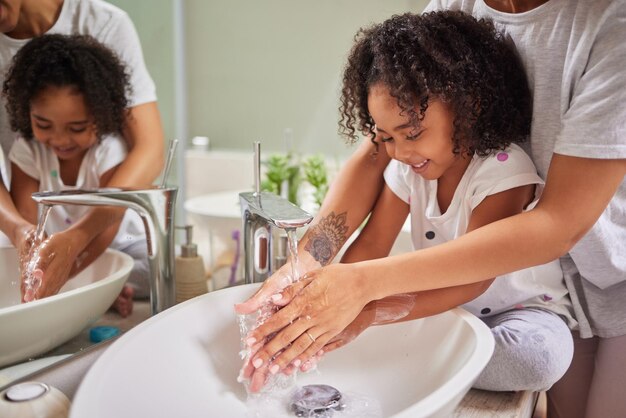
244, 179, 535, 389
0, 181, 36, 249
246, 154, 625, 371
235, 139, 390, 313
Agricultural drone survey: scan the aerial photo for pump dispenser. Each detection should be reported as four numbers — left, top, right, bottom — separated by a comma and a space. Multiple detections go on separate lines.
175, 225, 208, 303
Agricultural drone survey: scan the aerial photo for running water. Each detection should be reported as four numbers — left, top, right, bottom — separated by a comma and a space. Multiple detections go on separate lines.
285, 228, 299, 283
22, 204, 52, 301
238, 227, 303, 396
34, 204, 52, 242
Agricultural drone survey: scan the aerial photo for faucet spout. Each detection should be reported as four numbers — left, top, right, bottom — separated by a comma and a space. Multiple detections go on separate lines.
32, 187, 177, 315
239, 191, 312, 284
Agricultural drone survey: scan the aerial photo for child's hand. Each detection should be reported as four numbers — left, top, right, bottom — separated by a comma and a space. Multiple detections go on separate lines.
234, 261, 296, 314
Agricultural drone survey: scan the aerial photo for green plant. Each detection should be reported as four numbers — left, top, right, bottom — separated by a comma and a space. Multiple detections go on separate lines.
262, 153, 330, 209
261, 153, 301, 204
303, 154, 329, 208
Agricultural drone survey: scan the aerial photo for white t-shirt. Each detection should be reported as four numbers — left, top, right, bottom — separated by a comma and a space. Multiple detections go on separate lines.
8, 136, 145, 250
0, 0, 157, 183
385, 144, 575, 326
425, 0, 626, 338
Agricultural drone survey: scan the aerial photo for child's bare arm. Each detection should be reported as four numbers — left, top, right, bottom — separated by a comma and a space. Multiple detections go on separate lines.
9, 163, 39, 225
235, 140, 390, 313
340, 184, 408, 263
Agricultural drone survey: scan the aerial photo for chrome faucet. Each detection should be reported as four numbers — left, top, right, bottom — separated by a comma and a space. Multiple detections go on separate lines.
31, 187, 177, 315
239, 142, 313, 284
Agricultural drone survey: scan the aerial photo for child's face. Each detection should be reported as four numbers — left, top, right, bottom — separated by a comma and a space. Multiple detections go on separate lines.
367, 83, 469, 182
30, 85, 97, 163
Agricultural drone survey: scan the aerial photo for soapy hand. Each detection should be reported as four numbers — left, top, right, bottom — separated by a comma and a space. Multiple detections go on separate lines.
21, 229, 84, 302
241, 263, 370, 390
234, 261, 296, 315
14, 223, 37, 266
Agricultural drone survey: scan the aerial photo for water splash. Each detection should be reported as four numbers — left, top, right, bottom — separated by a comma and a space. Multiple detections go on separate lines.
34, 205, 52, 243
22, 205, 52, 301
237, 228, 304, 395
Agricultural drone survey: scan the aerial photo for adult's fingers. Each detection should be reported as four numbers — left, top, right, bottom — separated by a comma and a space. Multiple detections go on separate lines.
234, 271, 292, 314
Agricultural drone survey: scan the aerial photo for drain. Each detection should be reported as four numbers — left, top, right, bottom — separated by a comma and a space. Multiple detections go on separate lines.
290, 384, 346, 417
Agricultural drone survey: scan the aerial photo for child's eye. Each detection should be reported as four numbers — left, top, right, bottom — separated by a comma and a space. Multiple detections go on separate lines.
70, 127, 87, 133
35, 124, 51, 130
380, 136, 393, 143
406, 130, 424, 141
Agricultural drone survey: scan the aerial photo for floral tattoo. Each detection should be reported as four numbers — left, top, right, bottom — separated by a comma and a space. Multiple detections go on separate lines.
304, 211, 349, 266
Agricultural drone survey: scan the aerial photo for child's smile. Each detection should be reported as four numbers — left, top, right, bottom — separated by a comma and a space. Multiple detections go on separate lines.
367, 83, 470, 183
30, 85, 97, 164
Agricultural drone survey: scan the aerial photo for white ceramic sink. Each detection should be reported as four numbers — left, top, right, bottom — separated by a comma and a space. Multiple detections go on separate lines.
0, 246, 133, 367
71, 283, 493, 418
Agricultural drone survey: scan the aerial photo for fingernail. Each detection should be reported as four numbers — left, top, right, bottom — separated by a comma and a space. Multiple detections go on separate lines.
292, 359, 302, 368
317, 349, 324, 356
271, 293, 282, 302
269, 364, 280, 375
252, 358, 263, 368
301, 361, 312, 371
33, 269, 44, 279
245, 337, 256, 346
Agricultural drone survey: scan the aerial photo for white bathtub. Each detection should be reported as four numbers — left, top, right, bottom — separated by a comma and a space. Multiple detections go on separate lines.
0, 246, 133, 368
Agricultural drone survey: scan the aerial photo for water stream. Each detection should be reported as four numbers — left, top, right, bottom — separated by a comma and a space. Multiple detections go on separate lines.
22, 205, 52, 301
238, 227, 303, 396
285, 228, 299, 283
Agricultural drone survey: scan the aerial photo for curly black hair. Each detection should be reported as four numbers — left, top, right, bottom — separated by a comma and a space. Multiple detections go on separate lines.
2, 34, 131, 140
339, 11, 531, 156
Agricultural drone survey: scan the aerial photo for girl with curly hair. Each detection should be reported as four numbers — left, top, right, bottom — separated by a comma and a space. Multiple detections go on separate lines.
238, 11, 575, 394
3, 34, 149, 316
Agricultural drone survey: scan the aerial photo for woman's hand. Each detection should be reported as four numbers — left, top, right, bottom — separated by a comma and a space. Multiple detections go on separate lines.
22, 229, 86, 301
14, 223, 36, 266
321, 302, 376, 354
242, 263, 371, 388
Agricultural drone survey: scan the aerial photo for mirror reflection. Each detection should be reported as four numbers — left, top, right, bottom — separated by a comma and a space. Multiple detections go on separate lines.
0, 0, 425, 390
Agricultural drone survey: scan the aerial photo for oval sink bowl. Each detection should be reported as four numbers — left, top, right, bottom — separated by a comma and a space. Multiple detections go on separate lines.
72, 284, 494, 418
0, 247, 133, 367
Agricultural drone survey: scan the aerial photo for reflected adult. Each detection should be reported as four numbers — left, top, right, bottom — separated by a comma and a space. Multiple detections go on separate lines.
236, 0, 626, 416
0, 0, 164, 302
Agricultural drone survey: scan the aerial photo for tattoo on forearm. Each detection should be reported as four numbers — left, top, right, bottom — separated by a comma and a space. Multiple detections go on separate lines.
304, 211, 349, 266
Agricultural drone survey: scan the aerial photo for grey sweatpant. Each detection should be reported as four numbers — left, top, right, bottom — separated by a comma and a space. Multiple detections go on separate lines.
473, 308, 573, 392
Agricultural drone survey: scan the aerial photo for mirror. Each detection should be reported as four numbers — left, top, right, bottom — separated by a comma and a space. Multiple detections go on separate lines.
0, 0, 427, 391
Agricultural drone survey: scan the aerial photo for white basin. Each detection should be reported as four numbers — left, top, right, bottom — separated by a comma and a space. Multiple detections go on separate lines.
71, 284, 494, 418
0, 246, 133, 367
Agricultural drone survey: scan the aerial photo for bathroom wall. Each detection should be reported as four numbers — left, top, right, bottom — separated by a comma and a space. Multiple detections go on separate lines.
106, 0, 177, 155
184, 0, 429, 157
109, 1, 430, 161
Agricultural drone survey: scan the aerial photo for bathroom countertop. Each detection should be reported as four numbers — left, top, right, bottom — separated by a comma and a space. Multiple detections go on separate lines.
455, 389, 539, 418
44, 300, 152, 357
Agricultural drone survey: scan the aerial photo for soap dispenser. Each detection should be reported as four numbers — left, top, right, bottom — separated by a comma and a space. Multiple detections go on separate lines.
175, 225, 208, 303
